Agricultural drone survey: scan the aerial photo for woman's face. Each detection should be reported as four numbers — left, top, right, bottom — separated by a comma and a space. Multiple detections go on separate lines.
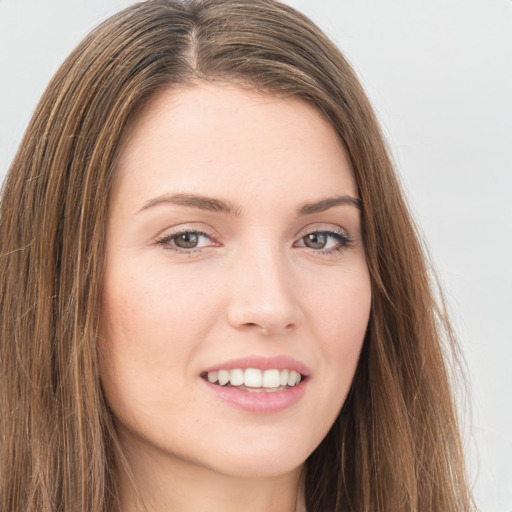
100, 83, 371, 479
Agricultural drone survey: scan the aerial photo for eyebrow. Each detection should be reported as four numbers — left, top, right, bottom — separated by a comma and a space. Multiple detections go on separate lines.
297, 195, 362, 214
137, 192, 362, 215
138, 193, 240, 215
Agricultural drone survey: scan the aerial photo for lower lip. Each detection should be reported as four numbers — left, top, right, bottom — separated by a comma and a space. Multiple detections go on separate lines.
202, 379, 308, 414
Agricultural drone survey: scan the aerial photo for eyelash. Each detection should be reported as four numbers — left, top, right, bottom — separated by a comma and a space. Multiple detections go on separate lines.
155, 227, 353, 256
294, 228, 353, 255
155, 229, 218, 256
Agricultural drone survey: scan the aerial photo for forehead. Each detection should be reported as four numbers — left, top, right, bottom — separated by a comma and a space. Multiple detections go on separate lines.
113, 82, 357, 211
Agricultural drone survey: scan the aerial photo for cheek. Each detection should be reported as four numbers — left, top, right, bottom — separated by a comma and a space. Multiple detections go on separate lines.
98, 270, 175, 410
98, 264, 222, 401
308, 265, 371, 344
100, 261, 216, 343
305, 266, 371, 399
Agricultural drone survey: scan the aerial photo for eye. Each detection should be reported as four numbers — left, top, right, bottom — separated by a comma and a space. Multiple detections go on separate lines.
155, 230, 216, 253
294, 229, 352, 254
172, 232, 207, 249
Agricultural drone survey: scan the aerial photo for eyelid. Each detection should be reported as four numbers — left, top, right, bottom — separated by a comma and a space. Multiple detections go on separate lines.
293, 224, 353, 254
154, 222, 353, 256
295, 223, 351, 239
155, 222, 218, 240
154, 224, 221, 253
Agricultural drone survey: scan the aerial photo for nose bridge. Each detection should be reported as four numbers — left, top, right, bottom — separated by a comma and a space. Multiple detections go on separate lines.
226, 235, 301, 334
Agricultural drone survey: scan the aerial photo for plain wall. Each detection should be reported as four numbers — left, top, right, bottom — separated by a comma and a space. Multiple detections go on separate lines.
1, 1, 511, 510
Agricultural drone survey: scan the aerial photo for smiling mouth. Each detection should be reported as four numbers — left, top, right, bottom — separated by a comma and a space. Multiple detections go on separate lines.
201, 368, 303, 392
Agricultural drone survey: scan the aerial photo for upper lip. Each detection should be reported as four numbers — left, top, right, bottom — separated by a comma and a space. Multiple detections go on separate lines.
202, 355, 311, 377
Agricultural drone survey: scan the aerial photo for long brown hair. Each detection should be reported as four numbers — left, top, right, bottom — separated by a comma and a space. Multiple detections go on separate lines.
0, 1, 474, 510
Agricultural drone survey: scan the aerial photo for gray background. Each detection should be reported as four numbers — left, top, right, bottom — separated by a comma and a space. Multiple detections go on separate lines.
1, 1, 511, 510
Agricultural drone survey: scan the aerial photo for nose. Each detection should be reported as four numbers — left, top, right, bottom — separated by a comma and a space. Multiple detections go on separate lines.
226, 245, 302, 336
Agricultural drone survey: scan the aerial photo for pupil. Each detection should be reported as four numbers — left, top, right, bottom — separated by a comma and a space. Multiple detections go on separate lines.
175, 232, 199, 248
305, 232, 327, 249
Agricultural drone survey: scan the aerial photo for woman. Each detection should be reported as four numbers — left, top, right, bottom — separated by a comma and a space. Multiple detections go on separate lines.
0, 1, 474, 511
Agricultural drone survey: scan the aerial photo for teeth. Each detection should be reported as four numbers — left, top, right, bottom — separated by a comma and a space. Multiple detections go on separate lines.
205, 368, 303, 389
230, 368, 244, 386
287, 370, 300, 386
262, 369, 280, 388
244, 368, 262, 388
218, 370, 230, 386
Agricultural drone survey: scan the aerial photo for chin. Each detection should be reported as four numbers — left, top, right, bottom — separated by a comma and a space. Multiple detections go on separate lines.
191, 430, 316, 479
207, 453, 306, 480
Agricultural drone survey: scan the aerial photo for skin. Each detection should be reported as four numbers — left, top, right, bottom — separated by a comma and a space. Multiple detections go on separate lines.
99, 82, 372, 512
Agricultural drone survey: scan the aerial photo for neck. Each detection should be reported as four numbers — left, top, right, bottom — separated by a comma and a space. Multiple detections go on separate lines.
115, 434, 306, 512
